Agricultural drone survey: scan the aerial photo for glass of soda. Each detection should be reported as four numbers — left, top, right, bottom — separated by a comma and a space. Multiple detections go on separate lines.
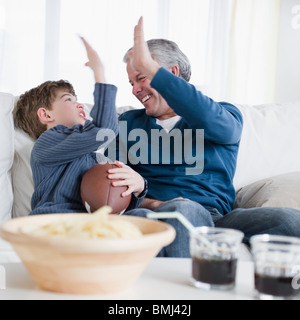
250, 234, 300, 300
190, 227, 244, 291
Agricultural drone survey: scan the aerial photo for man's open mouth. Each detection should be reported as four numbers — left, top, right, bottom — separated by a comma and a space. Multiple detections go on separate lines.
142, 94, 152, 104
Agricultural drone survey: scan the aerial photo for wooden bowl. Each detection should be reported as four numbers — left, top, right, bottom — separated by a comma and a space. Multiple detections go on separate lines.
0, 214, 176, 295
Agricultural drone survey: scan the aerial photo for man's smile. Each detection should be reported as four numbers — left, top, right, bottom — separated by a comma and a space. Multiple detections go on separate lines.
141, 94, 153, 104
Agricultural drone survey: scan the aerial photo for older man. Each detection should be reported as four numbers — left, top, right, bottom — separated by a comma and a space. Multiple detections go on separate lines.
108, 17, 300, 257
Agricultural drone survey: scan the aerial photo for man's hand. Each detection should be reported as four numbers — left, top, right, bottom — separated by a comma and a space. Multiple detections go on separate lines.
80, 36, 106, 84
108, 161, 145, 198
128, 17, 161, 80
140, 197, 187, 211
139, 198, 165, 211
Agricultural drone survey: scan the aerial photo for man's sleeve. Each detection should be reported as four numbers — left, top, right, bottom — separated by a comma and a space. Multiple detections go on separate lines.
151, 68, 243, 145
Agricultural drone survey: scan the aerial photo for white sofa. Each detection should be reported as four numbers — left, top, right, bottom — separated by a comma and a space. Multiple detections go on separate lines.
1, 92, 300, 262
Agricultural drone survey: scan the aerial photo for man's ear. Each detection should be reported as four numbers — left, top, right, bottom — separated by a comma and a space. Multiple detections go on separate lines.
37, 108, 54, 125
169, 65, 179, 77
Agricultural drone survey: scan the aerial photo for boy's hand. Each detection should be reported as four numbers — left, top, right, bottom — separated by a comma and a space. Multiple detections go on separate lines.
80, 36, 106, 83
108, 161, 145, 198
128, 17, 160, 80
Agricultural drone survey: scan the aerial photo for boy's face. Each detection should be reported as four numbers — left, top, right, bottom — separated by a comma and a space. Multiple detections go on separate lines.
47, 90, 87, 128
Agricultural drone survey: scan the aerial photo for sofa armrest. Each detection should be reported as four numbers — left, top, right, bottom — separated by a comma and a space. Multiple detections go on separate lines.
0, 239, 20, 263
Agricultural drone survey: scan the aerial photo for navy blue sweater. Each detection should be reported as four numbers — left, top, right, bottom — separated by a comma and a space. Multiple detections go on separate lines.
117, 68, 244, 215
30, 83, 145, 215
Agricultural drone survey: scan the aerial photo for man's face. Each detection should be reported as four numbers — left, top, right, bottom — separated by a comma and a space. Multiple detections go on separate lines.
127, 63, 175, 120
49, 90, 87, 128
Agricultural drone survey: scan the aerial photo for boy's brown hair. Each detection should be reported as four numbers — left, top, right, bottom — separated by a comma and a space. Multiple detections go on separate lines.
14, 80, 76, 140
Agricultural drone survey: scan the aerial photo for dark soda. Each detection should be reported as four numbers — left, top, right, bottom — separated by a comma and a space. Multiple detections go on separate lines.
255, 273, 300, 298
192, 257, 238, 285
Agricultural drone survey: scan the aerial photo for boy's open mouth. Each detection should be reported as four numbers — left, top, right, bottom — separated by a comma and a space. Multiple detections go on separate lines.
79, 111, 87, 120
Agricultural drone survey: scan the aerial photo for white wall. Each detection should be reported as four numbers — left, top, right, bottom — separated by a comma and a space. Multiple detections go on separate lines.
276, 0, 300, 103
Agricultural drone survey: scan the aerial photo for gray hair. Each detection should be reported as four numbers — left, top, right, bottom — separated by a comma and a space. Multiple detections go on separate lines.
123, 39, 192, 82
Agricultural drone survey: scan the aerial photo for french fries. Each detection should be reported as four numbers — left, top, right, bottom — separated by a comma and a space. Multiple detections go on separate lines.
21, 206, 143, 240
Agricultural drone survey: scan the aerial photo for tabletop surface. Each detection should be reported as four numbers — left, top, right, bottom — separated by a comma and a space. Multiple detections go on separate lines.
0, 258, 256, 300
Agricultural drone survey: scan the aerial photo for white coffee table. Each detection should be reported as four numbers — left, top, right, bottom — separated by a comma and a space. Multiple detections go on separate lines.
0, 257, 256, 300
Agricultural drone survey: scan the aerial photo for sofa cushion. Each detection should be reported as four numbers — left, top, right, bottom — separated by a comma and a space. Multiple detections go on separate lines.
8, 100, 300, 214
234, 172, 300, 210
234, 102, 300, 190
12, 128, 34, 218
0, 93, 15, 223
0, 238, 21, 263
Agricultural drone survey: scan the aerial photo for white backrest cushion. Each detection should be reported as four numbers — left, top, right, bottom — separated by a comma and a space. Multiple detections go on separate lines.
234, 172, 300, 210
0, 93, 14, 223
234, 102, 300, 190
12, 128, 34, 218
9, 100, 300, 211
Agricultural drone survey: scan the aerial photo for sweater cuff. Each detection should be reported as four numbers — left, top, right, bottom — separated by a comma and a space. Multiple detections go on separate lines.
125, 179, 148, 212
150, 67, 172, 91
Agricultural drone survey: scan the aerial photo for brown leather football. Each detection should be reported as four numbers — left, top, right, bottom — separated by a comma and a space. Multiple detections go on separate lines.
81, 163, 132, 214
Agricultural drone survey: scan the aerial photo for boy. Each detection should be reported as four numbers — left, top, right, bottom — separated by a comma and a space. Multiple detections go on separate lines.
14, 37, 146, 216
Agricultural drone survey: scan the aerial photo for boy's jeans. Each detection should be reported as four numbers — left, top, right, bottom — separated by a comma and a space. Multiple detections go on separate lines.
124, 199, 300, 258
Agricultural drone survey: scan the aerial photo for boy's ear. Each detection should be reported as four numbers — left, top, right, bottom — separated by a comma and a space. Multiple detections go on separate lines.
37, 108, 54, 125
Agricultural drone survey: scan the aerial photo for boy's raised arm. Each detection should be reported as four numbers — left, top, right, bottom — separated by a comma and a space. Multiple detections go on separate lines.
81, 36, 106, 84
81, 36, 118, 130
32, 39, 118, 166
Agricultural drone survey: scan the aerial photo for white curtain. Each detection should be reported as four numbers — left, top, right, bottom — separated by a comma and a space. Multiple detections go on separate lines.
0, 0, 46, 95
205, 0, 281, 105
55, 0, 211, 107
0, 0, 210, 106
0, 0, 281, 106
227, 0, 281, 105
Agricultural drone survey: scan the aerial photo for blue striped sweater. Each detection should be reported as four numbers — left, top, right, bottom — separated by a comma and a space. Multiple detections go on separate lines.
30, 83, 145, 215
